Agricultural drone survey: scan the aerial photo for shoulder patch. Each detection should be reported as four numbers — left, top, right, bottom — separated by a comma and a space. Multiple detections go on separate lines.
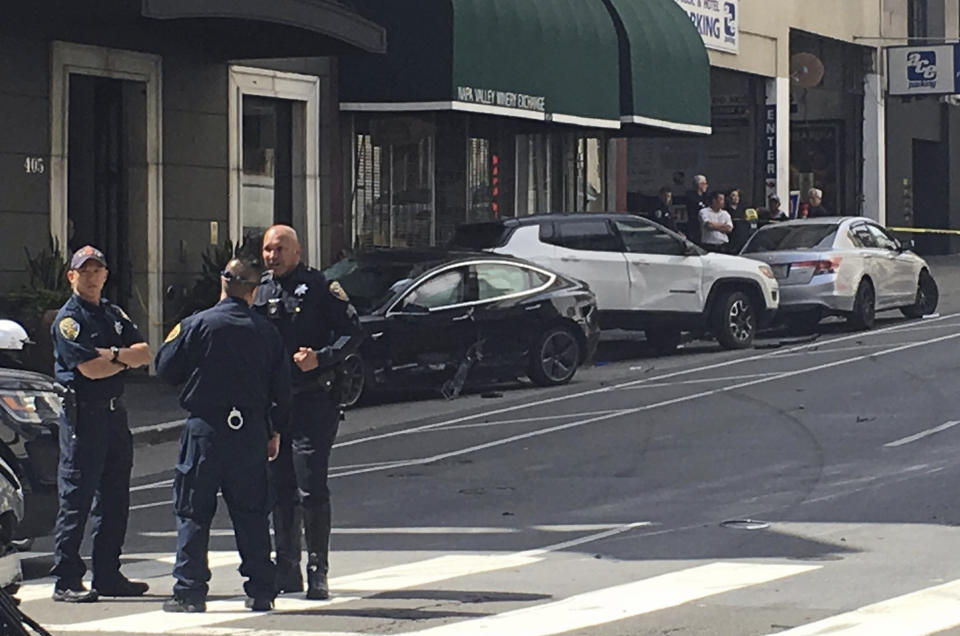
164, 322, 182, 343
329, 281, 349, 302
58, 317, 80, 341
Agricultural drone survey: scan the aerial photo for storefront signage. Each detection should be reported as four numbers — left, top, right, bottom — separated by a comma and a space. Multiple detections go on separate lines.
764, 104, 776, 197
456, 86, 546, 113
888, 44, 960, 95
673, 0, 738, 54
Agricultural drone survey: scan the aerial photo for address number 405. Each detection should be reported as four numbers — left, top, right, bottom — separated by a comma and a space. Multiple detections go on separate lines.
24, 157, 45, 174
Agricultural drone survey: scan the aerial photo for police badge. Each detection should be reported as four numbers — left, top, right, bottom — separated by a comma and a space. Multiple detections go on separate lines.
329, 281, 349, 302
58, 317, 80, 341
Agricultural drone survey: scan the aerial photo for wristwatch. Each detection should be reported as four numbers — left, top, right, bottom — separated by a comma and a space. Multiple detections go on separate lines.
110, 346, 120, 363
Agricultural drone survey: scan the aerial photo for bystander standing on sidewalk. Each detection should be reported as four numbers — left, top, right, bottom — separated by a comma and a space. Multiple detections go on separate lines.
700, 192, 733, 252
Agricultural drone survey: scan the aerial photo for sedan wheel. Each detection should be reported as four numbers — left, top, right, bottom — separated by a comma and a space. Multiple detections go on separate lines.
529, 327, 580, 386
713, 291, 755, 349
848, 279, 876, 330
901, 270, 939, 318
338, 353, 366, 408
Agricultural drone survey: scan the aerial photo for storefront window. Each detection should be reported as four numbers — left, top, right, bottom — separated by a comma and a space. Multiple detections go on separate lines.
353, 115, 435, 248
516, 133, 605, 215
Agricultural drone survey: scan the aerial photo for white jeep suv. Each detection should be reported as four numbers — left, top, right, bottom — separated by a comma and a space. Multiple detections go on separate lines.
452, 214, 779, 351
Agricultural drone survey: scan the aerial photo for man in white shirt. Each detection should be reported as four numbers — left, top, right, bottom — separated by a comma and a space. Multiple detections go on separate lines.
699, 191, 733, 252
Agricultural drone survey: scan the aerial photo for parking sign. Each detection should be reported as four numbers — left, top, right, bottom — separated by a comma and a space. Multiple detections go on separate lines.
888, 44, 960, 95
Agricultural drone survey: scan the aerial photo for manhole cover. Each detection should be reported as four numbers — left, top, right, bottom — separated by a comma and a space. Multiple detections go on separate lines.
720, 519, 770, 530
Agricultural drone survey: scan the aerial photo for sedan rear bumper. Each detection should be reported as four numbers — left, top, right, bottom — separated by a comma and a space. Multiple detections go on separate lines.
778, 277, 856, 314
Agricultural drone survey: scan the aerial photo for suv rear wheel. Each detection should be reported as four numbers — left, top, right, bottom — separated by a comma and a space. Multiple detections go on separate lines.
712, 290, 756, 349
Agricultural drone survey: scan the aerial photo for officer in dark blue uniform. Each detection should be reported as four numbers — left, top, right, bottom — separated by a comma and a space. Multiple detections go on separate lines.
50, 245, 153, 603
255, 225, 362, 599
155, 258, 291, 613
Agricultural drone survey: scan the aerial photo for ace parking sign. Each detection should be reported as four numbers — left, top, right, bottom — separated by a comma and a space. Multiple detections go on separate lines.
888, 44, 960, 95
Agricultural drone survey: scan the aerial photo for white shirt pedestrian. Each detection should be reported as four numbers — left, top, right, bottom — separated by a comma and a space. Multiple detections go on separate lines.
700, 207, 732, 247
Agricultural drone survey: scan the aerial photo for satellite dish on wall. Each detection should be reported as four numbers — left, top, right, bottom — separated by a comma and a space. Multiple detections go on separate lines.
790, 52, 825, 88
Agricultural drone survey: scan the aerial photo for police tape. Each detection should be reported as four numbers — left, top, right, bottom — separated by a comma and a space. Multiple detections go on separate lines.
888, 226, 960, 236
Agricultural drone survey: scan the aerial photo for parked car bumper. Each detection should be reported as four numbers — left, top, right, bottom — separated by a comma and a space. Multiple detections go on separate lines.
778, 277, 855, 314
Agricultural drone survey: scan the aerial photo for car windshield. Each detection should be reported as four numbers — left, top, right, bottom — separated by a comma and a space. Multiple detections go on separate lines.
321, 255, 441, 314
743, 223, 839, 253
449, 223, 510, 249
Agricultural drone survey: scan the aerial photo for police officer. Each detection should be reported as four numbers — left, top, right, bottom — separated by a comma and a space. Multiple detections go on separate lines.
254, 225, 362, 599
50, 245, 152, 602
155, 259, 291, 613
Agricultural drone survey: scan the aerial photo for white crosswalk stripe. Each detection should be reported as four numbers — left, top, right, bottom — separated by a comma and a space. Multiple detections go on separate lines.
24, 550, 960, 636
762, 578, 960, 636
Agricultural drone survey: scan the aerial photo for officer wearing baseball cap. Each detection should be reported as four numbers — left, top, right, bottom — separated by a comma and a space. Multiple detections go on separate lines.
50, 245, 153, 602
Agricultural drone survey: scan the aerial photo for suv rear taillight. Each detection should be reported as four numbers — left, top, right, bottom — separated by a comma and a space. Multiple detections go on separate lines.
792, 258, 842, 275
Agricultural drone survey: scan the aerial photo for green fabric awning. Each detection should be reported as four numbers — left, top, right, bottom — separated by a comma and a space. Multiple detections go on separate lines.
341, 0, 623, 128
606, 0, 712, 134
340, 0, 711, 134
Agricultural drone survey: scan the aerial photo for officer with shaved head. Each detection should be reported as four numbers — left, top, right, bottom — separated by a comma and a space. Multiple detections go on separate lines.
255, 225, 363, 599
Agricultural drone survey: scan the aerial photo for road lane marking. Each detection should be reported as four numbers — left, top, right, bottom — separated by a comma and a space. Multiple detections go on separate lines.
327, 331, 960, 479
764, 578, 960, 635
404, 562, 819, 636
41, 522, 647, 633
430, 409, 632, 431
619, 372, 780, 390
331, 314, 959, 450
769, 342, 924, 358
137, 523, 649, 539
884, 421, 960, 448
130, 478, 173, 492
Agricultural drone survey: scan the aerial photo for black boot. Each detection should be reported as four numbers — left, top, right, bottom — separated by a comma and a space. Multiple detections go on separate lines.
303, 503, 331, 600
272, 504, 303, 594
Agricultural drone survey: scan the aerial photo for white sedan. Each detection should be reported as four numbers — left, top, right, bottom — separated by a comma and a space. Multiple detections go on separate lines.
740, 217, 938, 331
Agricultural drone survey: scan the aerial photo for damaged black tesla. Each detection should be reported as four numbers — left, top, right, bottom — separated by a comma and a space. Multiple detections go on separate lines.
323, 250, 600, 407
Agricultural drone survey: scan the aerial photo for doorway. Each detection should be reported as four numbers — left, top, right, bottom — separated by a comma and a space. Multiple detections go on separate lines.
912, 139, 949, 255
51, 42, 163, 352
67, 75, 146, 310
240, 96, 295, 250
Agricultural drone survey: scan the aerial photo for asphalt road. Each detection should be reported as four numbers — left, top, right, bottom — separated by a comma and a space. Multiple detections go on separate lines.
17, 287, 960, 634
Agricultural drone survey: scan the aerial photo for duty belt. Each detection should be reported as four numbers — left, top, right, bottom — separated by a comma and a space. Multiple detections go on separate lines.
77, 396, 123, 412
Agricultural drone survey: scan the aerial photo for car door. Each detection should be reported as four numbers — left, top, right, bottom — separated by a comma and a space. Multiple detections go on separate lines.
867, 223, 919, 305
862, 223, 903, 308
385, 265, 480, 376
539, 219, 629, 311
470, 261, 556, 371
848, 222, 891, 305
612, 217, 704, 312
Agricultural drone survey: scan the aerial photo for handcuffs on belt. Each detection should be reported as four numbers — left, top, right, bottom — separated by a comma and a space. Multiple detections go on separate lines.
227, 407, 244, 430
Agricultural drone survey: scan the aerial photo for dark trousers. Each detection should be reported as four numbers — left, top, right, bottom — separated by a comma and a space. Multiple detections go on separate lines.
172, 416, 274, 601
51, 403, 133, 584
271, 392, 339, 572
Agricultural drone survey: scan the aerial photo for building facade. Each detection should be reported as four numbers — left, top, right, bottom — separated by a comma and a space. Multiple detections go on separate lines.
0, 1, 385, 353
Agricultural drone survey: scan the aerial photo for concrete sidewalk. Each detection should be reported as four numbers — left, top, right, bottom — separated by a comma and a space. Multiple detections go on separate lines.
123, 252, 960, 446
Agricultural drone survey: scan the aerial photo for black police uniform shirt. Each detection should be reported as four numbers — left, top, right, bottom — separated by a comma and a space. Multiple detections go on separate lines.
52, 294, 144, 400
253, 264, 362, 389
155, 296, 291, 434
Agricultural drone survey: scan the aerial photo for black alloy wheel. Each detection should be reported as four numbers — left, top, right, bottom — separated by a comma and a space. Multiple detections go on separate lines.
713, 291, 756, 349
529, 327, 580, 386
338, 353, 366, 409
849, 279, 876, 330
901, 270, 939, 318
